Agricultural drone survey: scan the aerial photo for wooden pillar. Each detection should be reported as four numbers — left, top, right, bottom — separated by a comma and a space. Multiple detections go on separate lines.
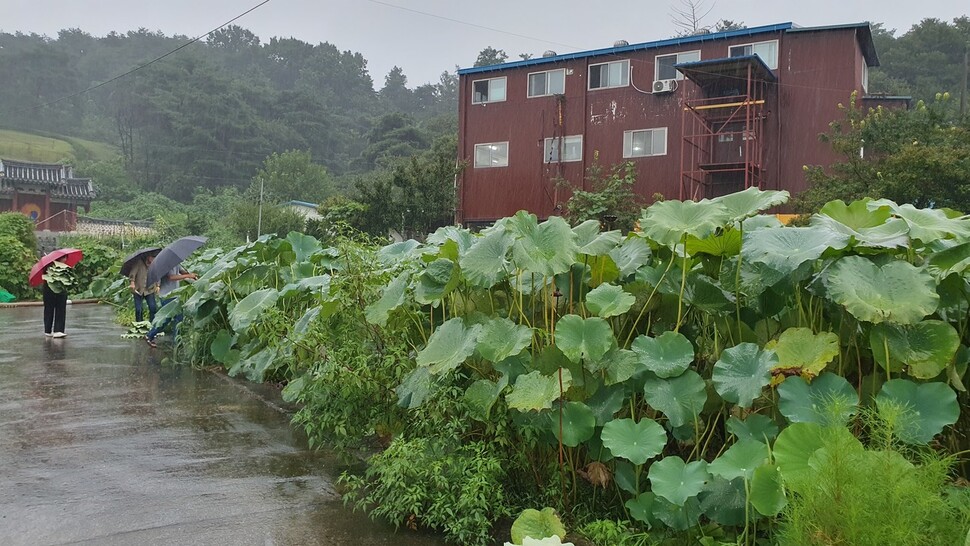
43, 192, 51, 227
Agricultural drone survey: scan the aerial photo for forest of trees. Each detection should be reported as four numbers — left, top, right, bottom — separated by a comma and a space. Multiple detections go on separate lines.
0, 17, 967, 241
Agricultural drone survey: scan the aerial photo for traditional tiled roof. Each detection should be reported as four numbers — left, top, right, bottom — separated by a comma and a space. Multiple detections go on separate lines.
0, 159, 95, 201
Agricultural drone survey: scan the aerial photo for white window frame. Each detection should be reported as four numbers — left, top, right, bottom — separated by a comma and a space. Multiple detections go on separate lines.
654, 50, 701, 81
474, 141, 509, 168
588, 59, 630, 90
862, 63, 869, 92
728, 40, 779, 70
528, 69, 566, 98
471, 77, 507, 104
543, 135, 583, 163
623, 128, 667, 158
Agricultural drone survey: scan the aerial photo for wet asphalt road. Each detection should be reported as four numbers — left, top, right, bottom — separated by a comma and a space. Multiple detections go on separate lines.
0, 305, 444, 546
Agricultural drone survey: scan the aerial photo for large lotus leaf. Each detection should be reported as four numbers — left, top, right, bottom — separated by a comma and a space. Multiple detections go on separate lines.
377, 239, 421, 264
682, 273, 734, 313
292, 306, 321, 338
555, 315, 614, 364
415, 318, 482, 374
507, 369, 572, 412
712, 343, 775, 408
600, 417, 667, 465
427, 225, 475, 257
812, 214, 910, 249
879, 201, 970, 243
279, 275, 331, 299
477, 317, 534, 363
365, 273, 408, 326
631, 332, 694, 378
210, 328, 235, 363
625, 492, 658, 527
511, 215, 580, 277
870, 321, 960, 379
777, 373, 858, 425
614, 460, 637, 494
585, 283, 636, 318
639, 199, 731, 249
825, 256, 938, 325
773, 422, 861, 490
764, 328, 839, 378
928, 241, 970, 279
718, 255, 788, 298
651, 496, 701, 531
573, 220, 622, 256
603, 348, 640, 385
586, 384, 626, 426
708, 439, 769, 481
510, 507, 566, 544
819, 198, 891, 229
713, 186, 790, 222
742, 226, 850, 275
608, 236, 653, 277
229, 346, 279, 382
396, 366, 432, 409
285, 231, 322, 263
699, 477, 748, 526
551, 401, 596, 447
648, 456, 710, 506
414, 259, 459, 304
726, 414, 779, 444
876, 379, 960, 444
460, 229, 514, 288
643, 370, 707, 428
749, 463, 787, 517
464, 375, 508, 420
686, 228, 742, 257
229, 288, 279, 331
505, 537, 575, 546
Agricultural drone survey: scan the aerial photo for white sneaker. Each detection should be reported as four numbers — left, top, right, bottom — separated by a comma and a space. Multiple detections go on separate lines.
52, 332, 66, 338
44, 332, 52, 337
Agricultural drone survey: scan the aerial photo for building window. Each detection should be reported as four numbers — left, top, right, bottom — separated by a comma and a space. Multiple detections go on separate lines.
623, 128, 667, 158
729, 40, 779, 70
655, 50, 700, 81
588, 60, 629, 89
474, 142, 509, 168
862, 63, 869, 92
544, 135, 583, 163
528, 69, 565, 97
472, 77, 507, 104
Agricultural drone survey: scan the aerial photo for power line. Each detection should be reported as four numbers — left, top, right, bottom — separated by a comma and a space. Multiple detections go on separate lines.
29, 0, 272, 111
364, 0, 584, 51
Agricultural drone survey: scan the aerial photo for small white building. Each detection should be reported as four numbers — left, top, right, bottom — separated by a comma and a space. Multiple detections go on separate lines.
286, 200, 322, 221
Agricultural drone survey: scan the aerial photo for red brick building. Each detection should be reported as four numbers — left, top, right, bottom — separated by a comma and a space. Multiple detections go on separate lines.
456, 22, 905, 226
0, 159, 95, 231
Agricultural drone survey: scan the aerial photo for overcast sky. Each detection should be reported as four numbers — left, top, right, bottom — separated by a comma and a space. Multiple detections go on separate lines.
5, 1, 968, 88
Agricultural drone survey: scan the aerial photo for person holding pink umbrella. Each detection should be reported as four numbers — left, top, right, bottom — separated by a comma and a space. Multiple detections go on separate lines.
28, 248, 83, 338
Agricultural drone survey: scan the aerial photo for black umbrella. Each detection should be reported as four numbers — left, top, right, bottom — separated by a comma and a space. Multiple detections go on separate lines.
147, 236, 208, 286
120, 247, 161, 276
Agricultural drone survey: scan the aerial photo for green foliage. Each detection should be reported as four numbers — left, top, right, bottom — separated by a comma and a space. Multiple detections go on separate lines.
0, 212, 38, 250
800, 91, 970, 212
561, 158, 642, 233
252, 150, 334, 203
776, 412, 969, 546
341, 438, 508, 546
133, 189, 970, 545
54, 236, 121, 294
0, 234, 35, 298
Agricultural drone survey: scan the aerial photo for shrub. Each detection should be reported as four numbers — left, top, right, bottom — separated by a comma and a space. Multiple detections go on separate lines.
0, 234, 35, 299
0, 212, 37, 250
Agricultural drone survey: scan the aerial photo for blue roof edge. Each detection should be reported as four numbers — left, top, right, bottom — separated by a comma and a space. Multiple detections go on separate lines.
458, 22, 795, 76
287, 200, 319, 208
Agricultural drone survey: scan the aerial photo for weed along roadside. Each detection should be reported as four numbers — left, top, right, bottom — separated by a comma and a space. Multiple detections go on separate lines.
86, 189, 969, 546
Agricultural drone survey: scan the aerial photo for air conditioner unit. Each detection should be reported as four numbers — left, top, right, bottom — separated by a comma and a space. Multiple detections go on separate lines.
652, 79, 678, 94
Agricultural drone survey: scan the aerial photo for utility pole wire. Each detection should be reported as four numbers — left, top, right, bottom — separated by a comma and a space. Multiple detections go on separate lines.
27, 0, 272, 112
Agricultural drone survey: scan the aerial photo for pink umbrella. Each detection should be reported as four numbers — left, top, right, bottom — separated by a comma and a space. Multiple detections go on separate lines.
28, 248, 84, 287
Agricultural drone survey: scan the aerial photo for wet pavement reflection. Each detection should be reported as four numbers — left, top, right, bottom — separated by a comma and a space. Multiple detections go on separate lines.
0, 305, 445, 546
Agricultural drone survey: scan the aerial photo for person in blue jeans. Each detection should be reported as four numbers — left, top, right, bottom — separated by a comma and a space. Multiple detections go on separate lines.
128, 253, 158, 323
145, 266, 197, 348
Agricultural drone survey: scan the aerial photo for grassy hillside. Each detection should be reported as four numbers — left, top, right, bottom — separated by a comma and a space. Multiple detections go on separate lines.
0, 129, 119, 163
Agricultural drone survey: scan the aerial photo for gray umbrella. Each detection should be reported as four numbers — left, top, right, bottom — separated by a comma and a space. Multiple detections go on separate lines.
120, 247, 161, 276
147, 236, 208, 286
